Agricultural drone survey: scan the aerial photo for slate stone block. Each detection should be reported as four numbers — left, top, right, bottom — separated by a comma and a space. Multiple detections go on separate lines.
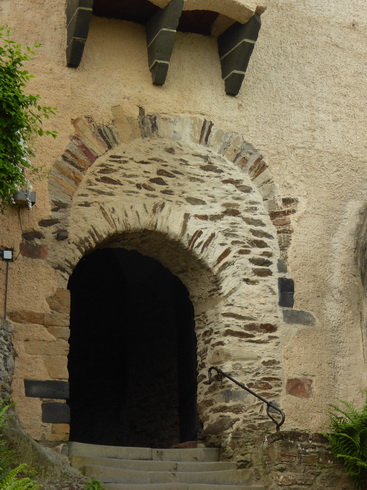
42, 402, 70, 423
282, 309, 315, 326
277, 259, 288, 273
278, 277, 294, 307
279, 291, 294, 308
24, 380, 69, 399
278, 277, 295, 293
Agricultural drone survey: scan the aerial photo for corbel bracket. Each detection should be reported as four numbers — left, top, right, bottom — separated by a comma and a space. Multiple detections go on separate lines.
145, 0, 184, 86
66, 0, 94, 68
218, 13, 261, 96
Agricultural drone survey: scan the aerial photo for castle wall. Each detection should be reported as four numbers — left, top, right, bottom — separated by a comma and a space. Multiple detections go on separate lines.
0, 0, 366, 453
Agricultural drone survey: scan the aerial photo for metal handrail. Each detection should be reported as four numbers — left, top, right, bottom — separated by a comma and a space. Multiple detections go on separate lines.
207, 366, 285, 432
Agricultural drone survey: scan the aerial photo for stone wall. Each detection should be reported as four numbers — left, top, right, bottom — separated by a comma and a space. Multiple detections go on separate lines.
251, 431, 354, 489
0, 319, 15, 400
3, 110, 318, 457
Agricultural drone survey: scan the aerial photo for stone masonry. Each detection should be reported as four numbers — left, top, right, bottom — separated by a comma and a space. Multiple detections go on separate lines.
7, 110, 309, 462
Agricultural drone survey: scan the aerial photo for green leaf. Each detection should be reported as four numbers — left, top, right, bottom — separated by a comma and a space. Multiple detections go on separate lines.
0, 26, 58, 211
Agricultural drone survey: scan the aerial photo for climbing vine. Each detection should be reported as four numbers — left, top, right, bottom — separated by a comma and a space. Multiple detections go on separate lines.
0, 27, 57, 210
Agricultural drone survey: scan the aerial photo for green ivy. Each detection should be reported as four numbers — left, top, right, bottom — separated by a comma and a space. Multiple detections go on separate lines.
324, 394, 367, 489
0, 27, 57, 210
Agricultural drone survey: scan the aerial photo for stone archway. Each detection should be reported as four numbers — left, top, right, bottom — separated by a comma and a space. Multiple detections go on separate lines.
15, 110, 298, 460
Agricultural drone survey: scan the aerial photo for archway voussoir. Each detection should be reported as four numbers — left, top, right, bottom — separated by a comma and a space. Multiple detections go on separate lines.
72, 117, 110, 157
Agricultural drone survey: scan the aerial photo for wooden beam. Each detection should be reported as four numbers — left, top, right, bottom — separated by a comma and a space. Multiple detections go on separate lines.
145, 0, 183, 85
66, 0, 94, 68
218, 14, 261, 96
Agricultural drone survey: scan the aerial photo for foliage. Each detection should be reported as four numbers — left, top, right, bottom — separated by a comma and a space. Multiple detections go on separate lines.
85, 477, 105, 489
0, 26, 57, 210
0, 400, 40, 489
324, 394, 367, 489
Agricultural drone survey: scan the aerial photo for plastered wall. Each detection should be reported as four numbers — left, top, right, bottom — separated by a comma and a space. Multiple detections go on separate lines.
0, 0, 367, 444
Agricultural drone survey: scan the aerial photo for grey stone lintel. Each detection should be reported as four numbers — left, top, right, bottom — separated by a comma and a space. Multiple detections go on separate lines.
145, 0, 183, 85
218, 14, 261, 96
66, 0, 94, 68
24, 380, 69, 399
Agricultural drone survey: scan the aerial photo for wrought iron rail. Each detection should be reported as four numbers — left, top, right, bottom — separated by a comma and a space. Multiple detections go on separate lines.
207, 366, 285, 432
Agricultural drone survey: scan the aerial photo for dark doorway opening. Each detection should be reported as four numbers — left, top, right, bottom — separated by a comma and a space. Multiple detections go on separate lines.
67, 248, 198, 448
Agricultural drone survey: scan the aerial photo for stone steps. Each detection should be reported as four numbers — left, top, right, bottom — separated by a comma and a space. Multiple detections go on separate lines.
103, 485, 264, 489
70, 455, 237, 472
68, 442, 265, 489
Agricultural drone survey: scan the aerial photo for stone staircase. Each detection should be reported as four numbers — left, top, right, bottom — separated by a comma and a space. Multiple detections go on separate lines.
68, 442, 265, 489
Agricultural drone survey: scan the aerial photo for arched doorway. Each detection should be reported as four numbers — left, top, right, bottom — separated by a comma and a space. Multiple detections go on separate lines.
67, 247, 198, 447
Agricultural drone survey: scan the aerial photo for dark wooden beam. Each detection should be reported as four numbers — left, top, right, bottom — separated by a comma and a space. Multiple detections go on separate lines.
218, 14, 261, 96
145, 0, 184, 86
66, 0, 94, 68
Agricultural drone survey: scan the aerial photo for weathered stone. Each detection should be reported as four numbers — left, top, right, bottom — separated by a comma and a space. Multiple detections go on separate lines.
157, 169, 176, 178
253, 268, 273, 277
221, 312, 256, 321
277, 259, 288, 273
286, 378, 313, 398
223, 208, 241, 216
250, 257, 273, 267
185, 196, 207, 205
250, 229, 274, 239
282, 309, 316, 326
0, 319, 15, 399
46, 327, 70, 341
224, 329, 255, 339
56, 230, 69, 241
43, 356, 69, 379
200, 164, 223, 173
97, 176, 121, 185
245, 323, 277, 333
24, 340, 69, 356
44, 312, 70, 328
248, 239, 269, 248
149, 177, 167, 185
39, 219, 60, 227
46, 290, 71, 314
8, 311, 45, 325
22, 231, 45, 240
204, 416, 238, 435
20, 242, 48, 259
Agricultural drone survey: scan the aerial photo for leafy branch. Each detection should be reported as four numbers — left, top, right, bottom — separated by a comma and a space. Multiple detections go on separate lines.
0, 27, 57, 210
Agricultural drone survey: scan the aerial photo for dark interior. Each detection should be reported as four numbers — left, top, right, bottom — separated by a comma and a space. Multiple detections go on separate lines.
67, 248, 198, 447
93, 0, 219, 36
